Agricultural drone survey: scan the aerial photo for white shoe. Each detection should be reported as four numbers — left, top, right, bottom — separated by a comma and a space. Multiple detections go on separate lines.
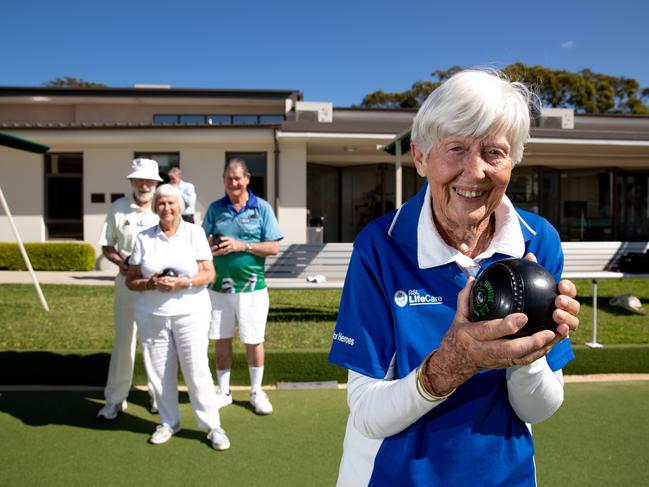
208, 426, 231, 451
149, 424, 180, 445
97, 400, 127, 421
249, 391, 273, 415
215, 392, 233, 409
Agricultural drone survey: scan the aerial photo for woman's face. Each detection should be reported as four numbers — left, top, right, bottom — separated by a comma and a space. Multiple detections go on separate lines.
156, 194, 181, 224
412, 133, 513, 228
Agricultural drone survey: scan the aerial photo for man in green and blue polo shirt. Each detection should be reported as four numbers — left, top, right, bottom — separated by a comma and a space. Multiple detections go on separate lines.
202, 158, 283, 415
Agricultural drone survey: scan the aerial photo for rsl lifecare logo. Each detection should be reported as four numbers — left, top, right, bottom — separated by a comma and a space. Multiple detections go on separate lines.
394, 288, 443, 307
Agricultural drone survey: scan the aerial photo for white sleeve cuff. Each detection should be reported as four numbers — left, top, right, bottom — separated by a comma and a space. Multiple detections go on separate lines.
506, 356, 564, 424
347, 369, 447, 440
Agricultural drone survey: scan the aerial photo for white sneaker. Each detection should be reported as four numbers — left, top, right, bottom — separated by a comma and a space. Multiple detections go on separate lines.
207, 426, 231, 451
249, 391, 273, 415
215, 392, 233, 409
97, 400, 127, 421
149, 424, 180, 445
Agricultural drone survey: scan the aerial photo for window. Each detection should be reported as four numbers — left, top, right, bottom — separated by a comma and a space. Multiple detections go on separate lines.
45, 153, 83, 239
153, 114, 285, 126
232, 115, 258, 125
179, 115, 205, 124
558, 169, 612, 241
207, 115, 231, 125
152, 114, 178, 124
507, 167, 539, 214
226, 152, 267, 199
133, 152, 179, 183
615, 170, 649, 240
259, 114, 285, 124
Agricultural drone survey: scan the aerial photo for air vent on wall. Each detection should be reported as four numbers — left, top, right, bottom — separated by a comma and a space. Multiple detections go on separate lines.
295, 101, 333, 123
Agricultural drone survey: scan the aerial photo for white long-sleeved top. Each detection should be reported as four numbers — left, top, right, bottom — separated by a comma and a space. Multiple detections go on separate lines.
347, 356, 564, 441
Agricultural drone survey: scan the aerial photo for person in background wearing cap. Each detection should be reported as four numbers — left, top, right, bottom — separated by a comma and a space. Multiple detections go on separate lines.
168, 167, 197, 223
97, 158, 163, 420
202, 158, 283, 415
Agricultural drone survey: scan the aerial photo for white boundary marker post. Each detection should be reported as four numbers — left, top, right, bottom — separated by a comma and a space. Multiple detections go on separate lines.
0, 185, 50, 312
585, 279, 602, 348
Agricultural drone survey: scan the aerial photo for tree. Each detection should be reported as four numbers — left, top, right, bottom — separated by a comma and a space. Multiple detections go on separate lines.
359, 63, 649, 114
42, 77, 107, 88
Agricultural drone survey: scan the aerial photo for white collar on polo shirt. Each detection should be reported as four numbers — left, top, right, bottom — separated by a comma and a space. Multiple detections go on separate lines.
416, 185, 525, 270
155, 219, 187, 239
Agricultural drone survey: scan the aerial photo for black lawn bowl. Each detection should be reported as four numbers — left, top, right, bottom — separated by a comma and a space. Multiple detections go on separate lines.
161, 268, 178, 277
470, 258, 558, 338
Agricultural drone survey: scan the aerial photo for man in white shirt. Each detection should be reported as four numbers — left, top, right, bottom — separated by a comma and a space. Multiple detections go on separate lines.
168, 167, 197, 223
96, 158, 162, 420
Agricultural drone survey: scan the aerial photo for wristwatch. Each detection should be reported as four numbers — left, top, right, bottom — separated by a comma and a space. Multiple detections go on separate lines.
245, 242, 253, 253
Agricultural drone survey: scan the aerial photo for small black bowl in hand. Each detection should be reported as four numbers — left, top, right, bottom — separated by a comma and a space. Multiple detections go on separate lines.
470, 258, 558, 338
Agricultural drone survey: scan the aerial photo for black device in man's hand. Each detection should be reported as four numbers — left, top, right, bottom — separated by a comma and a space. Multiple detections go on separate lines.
161, 268, 178, 277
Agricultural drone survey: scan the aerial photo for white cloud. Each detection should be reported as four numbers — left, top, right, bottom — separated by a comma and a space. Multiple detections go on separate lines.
561, 40, 575, 49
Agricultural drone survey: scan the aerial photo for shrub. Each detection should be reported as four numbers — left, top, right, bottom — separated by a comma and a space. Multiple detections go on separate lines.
0, 242, 96, 271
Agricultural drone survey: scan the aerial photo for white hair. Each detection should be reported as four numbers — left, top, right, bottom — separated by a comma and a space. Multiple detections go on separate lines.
411, 69, 539, 165
153, 183, 185, 213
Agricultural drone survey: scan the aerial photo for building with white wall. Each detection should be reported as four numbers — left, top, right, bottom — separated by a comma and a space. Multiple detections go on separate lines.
1, 84, 649, 268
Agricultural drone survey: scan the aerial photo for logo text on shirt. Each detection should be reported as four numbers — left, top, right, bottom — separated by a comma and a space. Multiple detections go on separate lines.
333, 331, 355, 346
394, 289, 443, 307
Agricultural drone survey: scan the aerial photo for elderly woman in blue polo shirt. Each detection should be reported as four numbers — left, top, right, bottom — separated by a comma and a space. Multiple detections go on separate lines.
328, 69, 581, 486
126, 184, 230, 451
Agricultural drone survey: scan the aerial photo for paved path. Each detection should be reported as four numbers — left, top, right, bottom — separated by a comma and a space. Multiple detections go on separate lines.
0, 270, 117, 286
0, 270, 344, 289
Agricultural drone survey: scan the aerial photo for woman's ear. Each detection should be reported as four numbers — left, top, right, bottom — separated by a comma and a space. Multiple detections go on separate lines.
411, 142, 428, 177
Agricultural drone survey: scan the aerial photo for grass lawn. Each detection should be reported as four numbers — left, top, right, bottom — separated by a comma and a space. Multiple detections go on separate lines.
1, 279, 648, 351
1, 382, 648, 486
0, 285, 340, 350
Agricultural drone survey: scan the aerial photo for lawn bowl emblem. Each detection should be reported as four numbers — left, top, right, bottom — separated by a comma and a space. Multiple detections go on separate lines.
470, 258, 558, 338
471, 279, 495, 319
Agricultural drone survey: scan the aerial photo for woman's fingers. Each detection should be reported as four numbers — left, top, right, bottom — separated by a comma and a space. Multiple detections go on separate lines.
455, 277, 476, 320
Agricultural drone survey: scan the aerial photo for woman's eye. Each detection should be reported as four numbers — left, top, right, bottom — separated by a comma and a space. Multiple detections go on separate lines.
486, 149, 505, 158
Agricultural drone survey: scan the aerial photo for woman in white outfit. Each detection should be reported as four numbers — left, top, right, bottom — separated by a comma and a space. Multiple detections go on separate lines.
126, 184, 229, 450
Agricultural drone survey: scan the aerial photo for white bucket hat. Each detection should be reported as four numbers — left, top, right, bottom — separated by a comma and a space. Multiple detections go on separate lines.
127, 158, 163, 181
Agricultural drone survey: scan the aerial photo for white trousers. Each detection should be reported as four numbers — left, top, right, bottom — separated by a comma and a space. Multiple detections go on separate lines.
104, 274, 145, 404
136, 310, 221, 430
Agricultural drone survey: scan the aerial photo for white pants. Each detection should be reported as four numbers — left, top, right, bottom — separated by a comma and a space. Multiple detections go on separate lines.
104, 274, 150, 404
136, 310, 221, 430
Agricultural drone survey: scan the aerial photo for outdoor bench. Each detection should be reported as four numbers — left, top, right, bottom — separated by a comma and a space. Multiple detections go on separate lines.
265, 241, 649, 347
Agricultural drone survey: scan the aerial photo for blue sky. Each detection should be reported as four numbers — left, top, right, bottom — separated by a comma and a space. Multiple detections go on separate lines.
2, 0, 648, 107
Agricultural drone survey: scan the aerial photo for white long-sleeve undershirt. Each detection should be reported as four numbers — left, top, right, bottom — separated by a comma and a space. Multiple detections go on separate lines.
347, 357, 564, 440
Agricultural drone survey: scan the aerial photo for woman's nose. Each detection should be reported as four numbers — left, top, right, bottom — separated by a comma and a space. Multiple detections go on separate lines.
462, 151, 488, 178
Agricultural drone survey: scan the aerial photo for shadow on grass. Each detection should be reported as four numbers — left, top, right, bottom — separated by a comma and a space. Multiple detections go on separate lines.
0, 388, 212, 443
0, 351, 111, 386
0, 389, 157, 432
268, 306, 338, 322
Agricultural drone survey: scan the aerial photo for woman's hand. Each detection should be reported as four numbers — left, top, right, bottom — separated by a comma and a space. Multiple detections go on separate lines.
421, 278, 557, 395
523, 252, 580, 344
422, 255, 580, 395
155, 276, 189, 292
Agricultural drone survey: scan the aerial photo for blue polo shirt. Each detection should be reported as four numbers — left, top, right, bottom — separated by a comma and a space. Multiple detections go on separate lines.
329, 184, 574, 486
202, 191, 283, 293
